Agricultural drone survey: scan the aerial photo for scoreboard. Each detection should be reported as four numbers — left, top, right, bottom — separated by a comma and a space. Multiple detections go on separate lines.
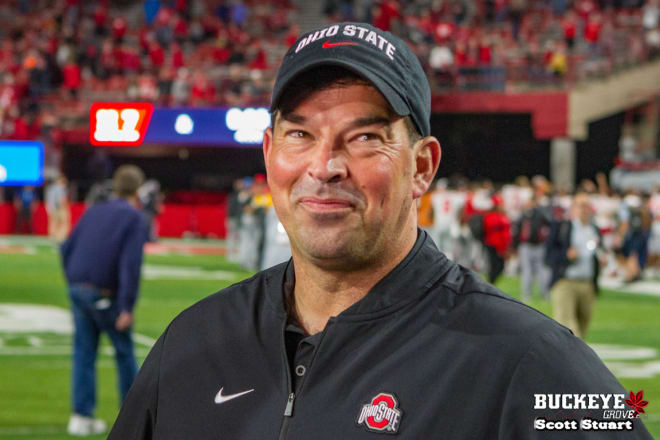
90, 103, 270, 147
0, 141, 44, 186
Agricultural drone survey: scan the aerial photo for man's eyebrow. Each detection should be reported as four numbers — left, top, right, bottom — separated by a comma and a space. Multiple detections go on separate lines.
279, 113, 306, 124
349, 115, 394, 129
348, 115, 399, 138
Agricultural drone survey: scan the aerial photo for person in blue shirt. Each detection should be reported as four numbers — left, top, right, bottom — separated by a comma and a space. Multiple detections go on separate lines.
61, 164, 149, 436
13, 185, 37, 234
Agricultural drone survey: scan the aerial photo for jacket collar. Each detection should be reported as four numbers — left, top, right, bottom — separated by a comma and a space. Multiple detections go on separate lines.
267, 229, 452, 320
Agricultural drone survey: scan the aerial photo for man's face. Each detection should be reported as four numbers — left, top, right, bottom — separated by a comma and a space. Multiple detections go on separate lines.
572, 194, 592, 224
263, 84, 423, 270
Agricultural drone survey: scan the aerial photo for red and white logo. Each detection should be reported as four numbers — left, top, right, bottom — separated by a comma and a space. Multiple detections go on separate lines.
356, 392, 403, 434
89, 102, 154, 147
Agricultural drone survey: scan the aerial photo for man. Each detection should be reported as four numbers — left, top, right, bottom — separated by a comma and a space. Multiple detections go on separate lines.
226, 178, 246, 262
62, 165, 148, 436
45, 175, 70, 242
618, 192, 653, 282
482, 193, 511, 284
109, 23, 650, 438
514, 193, 552, 301
13, 185, 36, 234
545, 192, 604, 339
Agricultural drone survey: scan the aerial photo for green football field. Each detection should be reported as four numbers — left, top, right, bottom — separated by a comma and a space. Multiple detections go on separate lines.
1, 235, 659, 439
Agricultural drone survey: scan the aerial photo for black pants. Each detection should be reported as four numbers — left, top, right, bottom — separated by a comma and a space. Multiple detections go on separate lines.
486, 245, 505, 284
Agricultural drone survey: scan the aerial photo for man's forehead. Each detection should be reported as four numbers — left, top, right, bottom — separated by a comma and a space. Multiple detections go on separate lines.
275, 83, 399, 125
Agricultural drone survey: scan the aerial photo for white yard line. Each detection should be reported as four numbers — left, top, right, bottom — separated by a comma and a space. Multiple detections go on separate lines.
599, 277, 660, 297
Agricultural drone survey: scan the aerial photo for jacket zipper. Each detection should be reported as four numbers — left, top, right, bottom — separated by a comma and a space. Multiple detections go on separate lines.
278, 319, 295, 440
278, 318, 335, 439
284, 392, 295, 416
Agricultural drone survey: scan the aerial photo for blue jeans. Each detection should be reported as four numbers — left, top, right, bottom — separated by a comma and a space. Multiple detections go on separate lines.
69, 284, 138, 417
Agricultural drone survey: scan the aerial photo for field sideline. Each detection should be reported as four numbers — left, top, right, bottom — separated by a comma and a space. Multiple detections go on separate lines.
1, 235, 659, 439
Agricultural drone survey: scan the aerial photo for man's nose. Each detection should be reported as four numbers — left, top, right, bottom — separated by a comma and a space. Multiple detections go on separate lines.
307, 140, 347, 183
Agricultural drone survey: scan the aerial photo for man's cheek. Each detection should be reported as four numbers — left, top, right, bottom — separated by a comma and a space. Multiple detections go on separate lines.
271, 152, 304, 183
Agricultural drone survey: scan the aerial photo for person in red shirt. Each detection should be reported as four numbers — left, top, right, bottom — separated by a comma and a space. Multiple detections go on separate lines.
434, 20, 455, 43
584, 13, 602, 45
62, 59, 82, 98
284, 23, 299, 47
112, 16, 128, 42
373, 0, 400, 31
148, 41, 165, 69
483, 194, 511, 283
248, 41, 268, 70
190, 71, 215, 106
173, 14, 189, 44
93, 5, 108, 35
562, 10, 578, 50
170, 42, 184, 69
478, 36, 492, 64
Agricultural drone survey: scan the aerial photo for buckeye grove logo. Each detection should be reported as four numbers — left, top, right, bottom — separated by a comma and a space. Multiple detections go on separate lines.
533, 390, 648, 432
356, 392, 403, 434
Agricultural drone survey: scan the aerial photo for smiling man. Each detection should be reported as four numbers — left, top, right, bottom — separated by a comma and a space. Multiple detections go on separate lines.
108, 23, 650, 439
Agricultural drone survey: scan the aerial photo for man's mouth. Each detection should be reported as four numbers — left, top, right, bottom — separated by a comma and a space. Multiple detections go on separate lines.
298, 197, 354, 212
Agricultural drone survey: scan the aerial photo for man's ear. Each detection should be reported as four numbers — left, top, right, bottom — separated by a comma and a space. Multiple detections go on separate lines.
262, 127, 273, 167
412, 136, 441, 199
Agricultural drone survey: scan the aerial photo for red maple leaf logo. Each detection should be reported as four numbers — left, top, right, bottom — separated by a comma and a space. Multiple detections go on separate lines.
624, 390, 649, 416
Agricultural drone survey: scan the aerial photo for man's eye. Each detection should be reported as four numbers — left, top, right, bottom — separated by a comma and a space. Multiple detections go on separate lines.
287, 130, 308, 139
357, 133, 380, 142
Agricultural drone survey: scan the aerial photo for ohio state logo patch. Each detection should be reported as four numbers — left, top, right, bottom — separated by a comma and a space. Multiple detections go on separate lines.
356, 392, 403, 434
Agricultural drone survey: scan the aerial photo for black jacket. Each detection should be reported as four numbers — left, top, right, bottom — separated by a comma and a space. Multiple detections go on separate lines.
545, 220, 602, 292
109, 231, 649, 439
513, 205, 552, 247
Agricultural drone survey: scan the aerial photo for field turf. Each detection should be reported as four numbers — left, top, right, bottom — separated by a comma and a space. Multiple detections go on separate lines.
0, 235, 658, 439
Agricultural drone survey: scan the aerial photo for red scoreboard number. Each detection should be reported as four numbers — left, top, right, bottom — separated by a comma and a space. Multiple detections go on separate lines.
89, 102, 154, 147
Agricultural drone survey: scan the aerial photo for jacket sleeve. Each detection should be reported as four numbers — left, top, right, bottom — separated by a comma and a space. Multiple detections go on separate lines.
498, 330, 653, 439
117, 213, 149, 313
108, 327, 167, 440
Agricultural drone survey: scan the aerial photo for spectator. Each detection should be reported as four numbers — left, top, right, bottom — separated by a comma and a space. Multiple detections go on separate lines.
619, 193, 654, 282
148, 41, 165, 69
112, 16, 128, 42
45, 175, 70, 242
546, 192, 605, 339
14, 185, 37, 234
61, 165, 148, 436
61, 57, 82, 98
514, 194, 552, 301
483, 194, 512, 283
138, 178, 163, 242
171, 67, 190, 105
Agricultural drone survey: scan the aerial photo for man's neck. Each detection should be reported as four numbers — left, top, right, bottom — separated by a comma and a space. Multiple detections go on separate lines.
121, 195, 139, 208
290, 225, 417, 335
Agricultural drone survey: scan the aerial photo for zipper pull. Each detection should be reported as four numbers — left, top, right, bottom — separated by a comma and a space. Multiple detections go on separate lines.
284, 392, 295, 417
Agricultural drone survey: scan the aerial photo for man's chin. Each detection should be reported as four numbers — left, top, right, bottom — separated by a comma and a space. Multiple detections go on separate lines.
293, 231, 361, 264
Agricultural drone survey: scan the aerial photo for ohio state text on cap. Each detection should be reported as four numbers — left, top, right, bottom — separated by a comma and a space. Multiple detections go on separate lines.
270, 22, 431, 137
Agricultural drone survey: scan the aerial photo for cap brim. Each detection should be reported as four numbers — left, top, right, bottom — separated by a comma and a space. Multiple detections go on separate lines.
270, 58, 410, 119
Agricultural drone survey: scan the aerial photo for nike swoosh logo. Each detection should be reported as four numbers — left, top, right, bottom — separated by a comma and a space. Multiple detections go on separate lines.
322, 41, 359, 49
214, 387, 254, 404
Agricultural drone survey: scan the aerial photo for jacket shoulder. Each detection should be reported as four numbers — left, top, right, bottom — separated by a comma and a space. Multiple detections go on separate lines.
169, 262, 286, 329
438, 263, 570, 339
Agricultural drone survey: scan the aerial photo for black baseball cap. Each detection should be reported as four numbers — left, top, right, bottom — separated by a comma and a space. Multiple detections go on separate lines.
270, 22, 431, 137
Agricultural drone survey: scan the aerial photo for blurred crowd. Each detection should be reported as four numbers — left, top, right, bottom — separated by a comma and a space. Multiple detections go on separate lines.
417, 173, 659, 295
1, 0, 659, 143
225, 173, 291, 271
325, 0, 660, 90
223, 171, 659, 290
7, 170, 659, 292
0, 0, 296, 141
